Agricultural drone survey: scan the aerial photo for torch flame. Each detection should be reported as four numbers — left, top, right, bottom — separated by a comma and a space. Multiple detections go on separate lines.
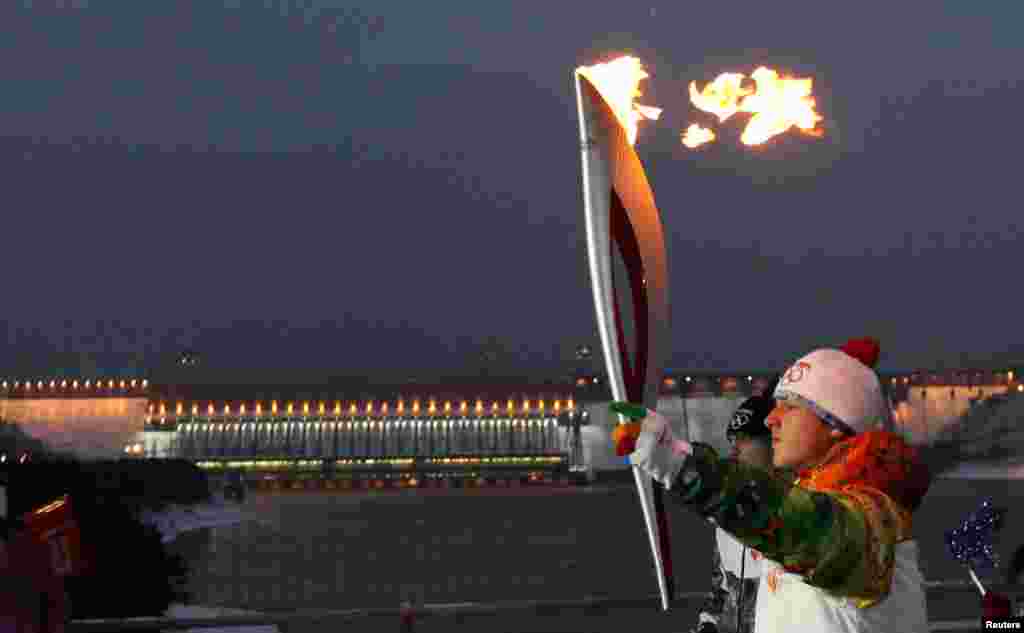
688, 73, 751, 123
686, 67, 823, 147
576, 56, 661, 146
737, 67, 823, 145
681, 123, 715, 149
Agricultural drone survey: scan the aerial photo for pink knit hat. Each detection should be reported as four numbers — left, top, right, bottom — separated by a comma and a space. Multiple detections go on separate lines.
772, 337, 888, 436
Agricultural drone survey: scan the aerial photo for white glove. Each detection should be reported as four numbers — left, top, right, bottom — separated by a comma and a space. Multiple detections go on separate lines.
628, 408, 693, 489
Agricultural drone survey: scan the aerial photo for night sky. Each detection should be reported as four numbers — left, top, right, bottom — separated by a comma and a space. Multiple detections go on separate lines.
1, 2, 1022, 379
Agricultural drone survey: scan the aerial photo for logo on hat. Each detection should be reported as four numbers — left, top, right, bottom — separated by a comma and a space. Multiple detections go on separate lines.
783, 361, 812, 385
729, 409, 753, 432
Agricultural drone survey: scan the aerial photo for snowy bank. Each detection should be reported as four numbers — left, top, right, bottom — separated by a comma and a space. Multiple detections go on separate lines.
163, 604, 279, 633
139, 500, 263, 544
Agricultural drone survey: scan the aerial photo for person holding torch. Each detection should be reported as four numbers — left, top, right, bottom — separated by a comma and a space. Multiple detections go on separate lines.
613, 338, 932, 633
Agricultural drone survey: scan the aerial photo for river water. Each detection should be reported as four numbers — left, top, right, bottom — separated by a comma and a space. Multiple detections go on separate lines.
174, 477, 1022, 632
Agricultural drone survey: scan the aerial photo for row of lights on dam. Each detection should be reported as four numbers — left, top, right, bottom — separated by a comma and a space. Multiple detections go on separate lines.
150, 399, 576, 418
1, 379, 148, 390
176, 419, 559, 432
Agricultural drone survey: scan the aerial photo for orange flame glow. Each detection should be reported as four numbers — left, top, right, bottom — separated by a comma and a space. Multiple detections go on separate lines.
687, 67, 823, 147
689, 73, 751, 123
576, 56, 661, 146
681, 123, 716, 149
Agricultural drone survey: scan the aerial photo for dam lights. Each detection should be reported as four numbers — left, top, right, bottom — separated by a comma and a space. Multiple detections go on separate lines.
240, 404, 247, 415
224, 403, 230, 416
159, 403, 167, 415
108, 380, 114, 388
131, 380, 137, 388
366, 401, 374, 415
522, 399, 530, 413
381, 402, 389, 415
444, 401, 452, 415
192, 404, 199, 416
349, 403, 358, 416
48, 380, 55, 389
685, 376, 692, 383
287, 403, 294, 416
120, 380, 126, 389
567, 398, 575, 410
335, 402, 342, 415
61, 380, 67, 388
141, 380, 148, 389
318, 402, 325, 415
428, 400, 436, 415
302, 402, 309, 416
553, 400, 561, 413
475, 400, 483, 415
507, 399, 514, 413
412, 401, 421, 415
176, 403, 184, 415
271, 401, 278, 415
207, 403, 215, 416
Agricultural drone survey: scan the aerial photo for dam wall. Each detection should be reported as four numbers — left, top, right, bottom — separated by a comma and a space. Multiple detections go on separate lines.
0, 397, 148, 459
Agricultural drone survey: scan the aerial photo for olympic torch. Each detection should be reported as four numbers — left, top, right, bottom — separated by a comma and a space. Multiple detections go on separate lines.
574, 58, 674, 611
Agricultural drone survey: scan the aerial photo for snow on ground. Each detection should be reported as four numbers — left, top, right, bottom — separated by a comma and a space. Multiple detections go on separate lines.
139, 499, 268, 543
164, 604, 280, 632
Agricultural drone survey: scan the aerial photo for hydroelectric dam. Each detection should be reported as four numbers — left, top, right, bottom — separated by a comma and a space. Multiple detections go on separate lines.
0, 369, 1018, 486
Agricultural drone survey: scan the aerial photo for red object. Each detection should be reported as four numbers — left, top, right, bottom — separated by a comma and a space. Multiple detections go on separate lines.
20, 495, 86, 578
399, 604, 416, 633
840, 337, 881, 369
612, 423, 642, 456
983, 592, 1013, 619
0, 496, 81, 633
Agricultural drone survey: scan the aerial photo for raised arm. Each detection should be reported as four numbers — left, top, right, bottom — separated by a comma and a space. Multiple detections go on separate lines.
614, 404, 911, 607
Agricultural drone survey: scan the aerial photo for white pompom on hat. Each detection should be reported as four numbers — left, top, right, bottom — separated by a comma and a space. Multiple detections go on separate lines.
772, 337, 888, 436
